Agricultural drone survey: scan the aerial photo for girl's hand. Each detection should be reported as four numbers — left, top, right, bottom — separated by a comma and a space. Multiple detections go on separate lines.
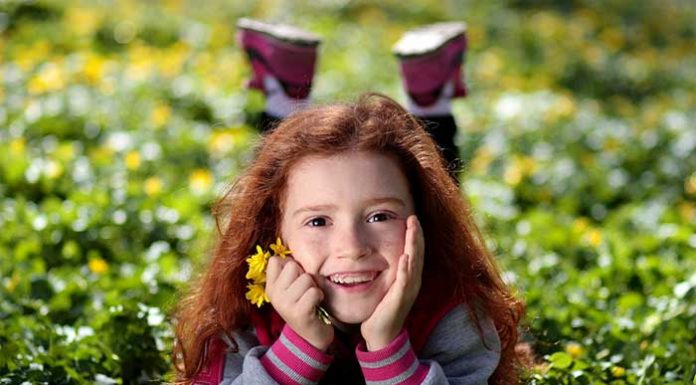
265, 256, 334, 351
360, 215, 424, 351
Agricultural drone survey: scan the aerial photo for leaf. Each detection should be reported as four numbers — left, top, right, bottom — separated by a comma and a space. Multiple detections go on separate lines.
549, 352, 573, 369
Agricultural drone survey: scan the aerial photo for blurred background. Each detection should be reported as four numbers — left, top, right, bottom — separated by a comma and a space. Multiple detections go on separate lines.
1, 0, 694, 383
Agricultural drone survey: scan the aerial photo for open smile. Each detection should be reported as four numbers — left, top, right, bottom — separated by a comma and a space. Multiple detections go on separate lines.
325, 271, 380, 292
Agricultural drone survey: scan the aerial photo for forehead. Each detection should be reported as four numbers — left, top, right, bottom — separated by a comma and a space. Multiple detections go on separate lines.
282, 151, 412, 208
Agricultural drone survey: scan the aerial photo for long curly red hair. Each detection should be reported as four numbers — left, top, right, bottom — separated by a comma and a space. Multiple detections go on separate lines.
172, 93, 526, 384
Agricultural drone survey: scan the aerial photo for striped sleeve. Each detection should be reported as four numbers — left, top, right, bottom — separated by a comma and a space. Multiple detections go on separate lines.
355, 329, 429, 385
259, 324, 333, 385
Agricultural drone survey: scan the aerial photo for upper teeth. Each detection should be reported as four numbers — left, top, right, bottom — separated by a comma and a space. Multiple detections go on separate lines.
329, 273, 376, 284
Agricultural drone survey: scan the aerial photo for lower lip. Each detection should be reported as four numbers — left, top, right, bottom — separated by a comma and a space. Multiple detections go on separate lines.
326, 274, 379, 293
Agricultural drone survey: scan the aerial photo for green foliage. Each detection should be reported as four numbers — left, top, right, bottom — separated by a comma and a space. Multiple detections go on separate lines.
1, 0, 694, 383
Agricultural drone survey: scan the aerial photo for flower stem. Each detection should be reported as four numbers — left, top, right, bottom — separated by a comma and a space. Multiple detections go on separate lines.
316, 306, 332, 325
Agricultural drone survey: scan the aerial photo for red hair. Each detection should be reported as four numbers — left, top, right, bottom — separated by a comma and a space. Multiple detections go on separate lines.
172, 93, 526, 384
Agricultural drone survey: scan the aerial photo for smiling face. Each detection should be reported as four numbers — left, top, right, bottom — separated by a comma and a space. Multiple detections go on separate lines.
279, 150, 415, 325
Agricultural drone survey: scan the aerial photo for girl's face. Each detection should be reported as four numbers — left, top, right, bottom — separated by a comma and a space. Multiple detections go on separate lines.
280, 151, 415, 325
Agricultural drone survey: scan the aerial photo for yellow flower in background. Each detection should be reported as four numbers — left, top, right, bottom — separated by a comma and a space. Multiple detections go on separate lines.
208, 127, 252, 157
158, 42, 189, 78
685, 173, 696, 196
471, 146, 493, 174
585, 229, 602, 247
65, 7, 102, 37
150, 103, 172, 128
83, 53, 107, 84
15, 41, 50, 71
477, 50, 503, 82
603, 137, 621, 153
55, 143, 76, 162
125, 151, 141, 170
5, 271, 21, 292
565, 342, 584, 359
573, 217, 590, 234
245, 246, 270, 283
189, 169, 213, 194
601, 27, 624, 52
245, 282, 269, 308
504, 155, 537, 186
611, 366, 626, 377
144, 177, 163, 197
88, 257, 109, 274
10, 138, 26, 155
678, 202, 695, 223
548, 94, 577, 122
45, 160, 64, 179
504, 162, 522, 186
209, 131, 234, 156
28, 63, 66, 94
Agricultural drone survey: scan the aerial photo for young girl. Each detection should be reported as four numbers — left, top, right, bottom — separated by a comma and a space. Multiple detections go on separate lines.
171, 93, 526, 384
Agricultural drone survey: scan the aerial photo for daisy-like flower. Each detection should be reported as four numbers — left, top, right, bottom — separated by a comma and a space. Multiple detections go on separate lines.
245, 245, 270, 283
269, 237, 291, 258
245, 282, 269, 308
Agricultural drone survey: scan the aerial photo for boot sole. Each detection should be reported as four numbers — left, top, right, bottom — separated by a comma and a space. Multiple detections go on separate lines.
393, 22, 466, 58
237, 18, 321, 47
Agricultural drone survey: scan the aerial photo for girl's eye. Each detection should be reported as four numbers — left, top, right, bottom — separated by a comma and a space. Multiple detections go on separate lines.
307, 217, 327, 227
367, 212, 392, 223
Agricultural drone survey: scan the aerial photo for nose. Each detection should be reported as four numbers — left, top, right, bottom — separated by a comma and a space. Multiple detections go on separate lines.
333, 222, 371, 260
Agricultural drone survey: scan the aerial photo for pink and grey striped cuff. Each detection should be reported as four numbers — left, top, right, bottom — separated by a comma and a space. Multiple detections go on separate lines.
260, 324, 333, 385
356, 329, 429, 385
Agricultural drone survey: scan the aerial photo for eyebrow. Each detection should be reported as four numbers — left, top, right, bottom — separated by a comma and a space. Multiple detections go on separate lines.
291, 197, 405, 218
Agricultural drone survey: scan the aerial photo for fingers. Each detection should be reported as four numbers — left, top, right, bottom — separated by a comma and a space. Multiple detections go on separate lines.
265, 255, 282, 284
394, 253, 410, 291
266, 257, 323, 314
403, 215, 424, 276
285, 273, 317, 302
274, 258, 303, 290
297, 286, 324, 314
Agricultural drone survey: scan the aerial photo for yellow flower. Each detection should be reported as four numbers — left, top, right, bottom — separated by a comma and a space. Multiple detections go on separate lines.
45, 160, 64, 179
504, 162, 522, 186
189, 169, 213, 194
5, 271, 20, 292
245, 239, 293, 307
573, 217, 590, 233
685, 173, 696, 196
565, 342, 583, 359
269, 237, 291, 258
83, 53, 106, 84
144, 177, 163, 197
125, 151, 141, 170
150, 103, 172, 128
470, 146, 493, 174
10, 138, 26, 155
245, 282, 269, 308
28, 63, 66, 94
585, 229, 602, 247
65, 7, 101, 37
245, 246, 270, 283
611, 366, 626, 377
88, 257, 108, 274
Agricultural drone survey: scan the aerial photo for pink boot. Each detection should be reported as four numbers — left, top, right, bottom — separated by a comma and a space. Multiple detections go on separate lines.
236, 18, 321, 100
393, 22, 468, 107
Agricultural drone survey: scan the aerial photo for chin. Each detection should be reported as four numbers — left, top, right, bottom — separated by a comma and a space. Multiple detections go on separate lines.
328, 303, 375, 325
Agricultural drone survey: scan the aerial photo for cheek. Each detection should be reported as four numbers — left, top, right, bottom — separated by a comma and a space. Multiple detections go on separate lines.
286, 234, 326, 274
371, 223, 407, 263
